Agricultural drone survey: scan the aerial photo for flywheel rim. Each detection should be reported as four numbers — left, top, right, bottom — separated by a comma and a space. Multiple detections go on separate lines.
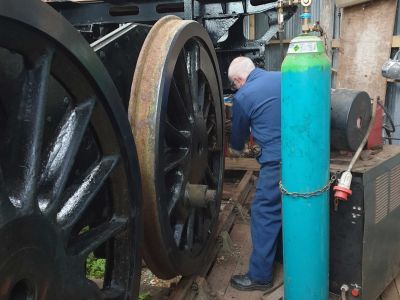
0, 0, 142, 299
129, 16, 224, 279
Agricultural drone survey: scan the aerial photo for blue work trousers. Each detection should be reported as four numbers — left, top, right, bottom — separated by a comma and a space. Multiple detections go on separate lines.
249, 160, 281, 282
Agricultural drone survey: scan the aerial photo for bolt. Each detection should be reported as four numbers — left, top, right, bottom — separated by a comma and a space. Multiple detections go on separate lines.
191, 282, 198, 291
341, 284, 349, 292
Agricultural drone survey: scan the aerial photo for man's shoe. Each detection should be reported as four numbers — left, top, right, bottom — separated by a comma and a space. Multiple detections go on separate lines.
230, 274, 273, 291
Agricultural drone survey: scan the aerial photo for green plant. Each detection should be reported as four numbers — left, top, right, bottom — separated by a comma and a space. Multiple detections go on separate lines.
86, 252, 106, 279
138, 292, 150, 300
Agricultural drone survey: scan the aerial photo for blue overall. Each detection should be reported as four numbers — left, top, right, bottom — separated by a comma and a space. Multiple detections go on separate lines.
230, 68, 281, 282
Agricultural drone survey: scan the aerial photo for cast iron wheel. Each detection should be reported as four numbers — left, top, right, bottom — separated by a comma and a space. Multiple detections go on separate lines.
0, 1, 142, 299
129, 16, 224, 279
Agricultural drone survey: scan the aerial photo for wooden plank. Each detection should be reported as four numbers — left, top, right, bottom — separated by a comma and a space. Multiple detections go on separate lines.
332, 39, 341, 49
380, 281, 400, 300
169, 171, 255, 300
336, 0, 397, 105
320, 0, 335, 60
225, 158, 260, 171
333, 36, 400, 49
395, 271, 400, 293
222, 182, 239, 200
393, 35, 400, 48
249, 15, 255, 41
267, 39, 291, 45
220, 223, 262, 300
207, 228, 244, 298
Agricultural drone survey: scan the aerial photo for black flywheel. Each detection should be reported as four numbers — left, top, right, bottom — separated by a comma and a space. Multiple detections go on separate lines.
129, 16, 224, 279
0, 1, 142, 299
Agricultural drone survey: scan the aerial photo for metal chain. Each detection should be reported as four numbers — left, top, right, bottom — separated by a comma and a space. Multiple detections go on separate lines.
279, 175, 337, 198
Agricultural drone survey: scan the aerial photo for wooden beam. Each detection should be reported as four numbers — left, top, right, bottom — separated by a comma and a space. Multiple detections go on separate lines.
332, 39, 341, 48
392, 35, 400, 48
332, 36, 400, 49
267, 39, 292, 45
249, 15, 255, 41
225, 157, 260, 171
320, 0, 336, 61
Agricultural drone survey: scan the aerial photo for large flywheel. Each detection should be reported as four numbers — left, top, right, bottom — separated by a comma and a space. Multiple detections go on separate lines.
0, 1, 142, 299
129, 16, 224, 279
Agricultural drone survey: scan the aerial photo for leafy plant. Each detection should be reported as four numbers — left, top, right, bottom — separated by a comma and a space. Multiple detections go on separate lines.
86, 252, 106, 279
138, 292, 151, 300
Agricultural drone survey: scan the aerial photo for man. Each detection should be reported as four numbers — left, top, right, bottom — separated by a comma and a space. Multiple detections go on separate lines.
228, 56, 281, 291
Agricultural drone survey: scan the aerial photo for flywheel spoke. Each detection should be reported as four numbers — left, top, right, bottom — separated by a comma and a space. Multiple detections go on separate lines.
185, 42, 200, 110
165, 119, 189, 147
0, 165, 14, 219
69, 218, 127, 258
39, 99, 95, 213
55, 155, 119, 231
197, 79, 206, 114
168, 192, 180, 216
173, 53, 195, 118
185, 209, 196, 251
173, 223, 185, 247
207, 120, 216, 135
164, 148, 189, 173
170, 77, 192, 127
206, 166, 218, 187
203, 92, 211, 120
4, 50, 53, 211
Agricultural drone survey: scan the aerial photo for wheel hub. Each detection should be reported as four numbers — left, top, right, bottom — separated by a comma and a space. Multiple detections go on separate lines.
0, 216, 59, 298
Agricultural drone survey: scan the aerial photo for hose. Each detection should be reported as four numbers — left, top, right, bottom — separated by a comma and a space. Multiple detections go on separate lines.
377, 100, 395, 144
340, 284, 349, 300
346, 96, 378, 172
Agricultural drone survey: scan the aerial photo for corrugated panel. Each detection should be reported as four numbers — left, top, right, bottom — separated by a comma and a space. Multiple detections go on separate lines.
390, 164, 400, 212
265, 44, 288, 71
375, 172, 389, 224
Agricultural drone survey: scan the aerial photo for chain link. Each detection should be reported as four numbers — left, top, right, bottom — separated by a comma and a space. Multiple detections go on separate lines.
279, 175, 337, 198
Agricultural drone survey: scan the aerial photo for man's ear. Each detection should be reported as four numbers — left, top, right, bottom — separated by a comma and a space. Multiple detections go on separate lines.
238, 77, 246, 87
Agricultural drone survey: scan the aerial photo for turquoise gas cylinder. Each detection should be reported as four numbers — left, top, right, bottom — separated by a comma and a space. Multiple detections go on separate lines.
281, 34, 331, 299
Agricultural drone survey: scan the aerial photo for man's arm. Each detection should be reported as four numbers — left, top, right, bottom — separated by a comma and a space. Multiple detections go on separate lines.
230, 98, 250, 153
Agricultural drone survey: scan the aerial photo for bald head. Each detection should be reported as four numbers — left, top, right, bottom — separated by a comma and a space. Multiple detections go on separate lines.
228, 57, 255, 90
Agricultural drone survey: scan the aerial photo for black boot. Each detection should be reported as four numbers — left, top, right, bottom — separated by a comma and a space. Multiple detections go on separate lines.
230, 274, 273, 291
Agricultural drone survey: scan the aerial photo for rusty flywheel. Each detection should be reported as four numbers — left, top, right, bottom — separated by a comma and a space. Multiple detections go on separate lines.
129, 16, 225, 279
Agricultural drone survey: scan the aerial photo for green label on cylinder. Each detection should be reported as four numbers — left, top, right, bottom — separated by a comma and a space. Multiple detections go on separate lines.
288, 41, 318, 54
